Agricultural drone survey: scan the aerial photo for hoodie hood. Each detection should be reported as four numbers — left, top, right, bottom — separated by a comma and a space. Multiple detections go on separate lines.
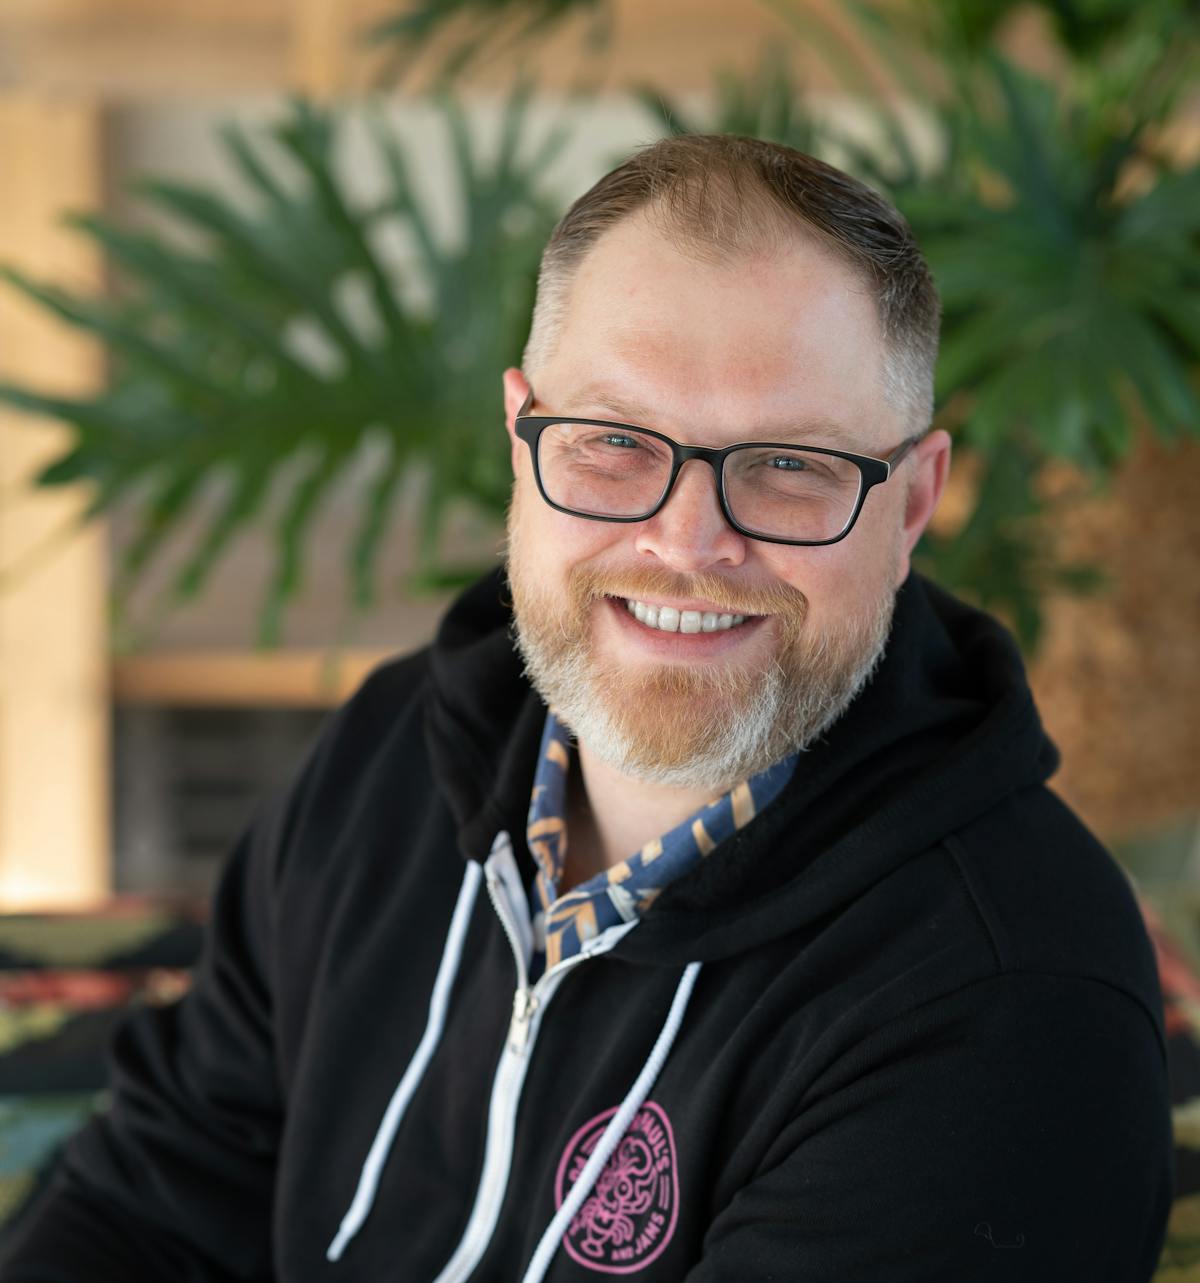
424, 567, 1059, 966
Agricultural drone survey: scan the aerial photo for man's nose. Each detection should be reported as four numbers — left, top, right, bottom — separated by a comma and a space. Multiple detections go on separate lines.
633, 459, 747, 571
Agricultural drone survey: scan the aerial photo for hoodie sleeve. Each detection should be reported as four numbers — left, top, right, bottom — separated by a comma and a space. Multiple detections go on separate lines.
0, 654, 408, 1283
683, 972, 1173, 1283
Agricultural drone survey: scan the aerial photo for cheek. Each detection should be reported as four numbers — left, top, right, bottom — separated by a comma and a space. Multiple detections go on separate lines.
547, 504, 640, 569
512, 480, 626, 581
828, 509, 907, 602
752, 545, 826, 601
754, 540, 878, 623
862, 476, 908, 538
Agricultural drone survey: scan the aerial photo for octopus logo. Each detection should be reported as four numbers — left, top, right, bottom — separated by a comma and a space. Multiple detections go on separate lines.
554, 1101, 679, 1274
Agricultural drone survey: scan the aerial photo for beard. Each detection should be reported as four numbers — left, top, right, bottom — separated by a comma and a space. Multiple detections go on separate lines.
504, 489, 898, 792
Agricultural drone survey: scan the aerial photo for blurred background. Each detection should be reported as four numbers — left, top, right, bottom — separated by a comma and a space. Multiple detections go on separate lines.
2, 0, 1199, 914
0, 0, 1198, 1259
0, 0, 1196, 918
4, 0, 1198, 916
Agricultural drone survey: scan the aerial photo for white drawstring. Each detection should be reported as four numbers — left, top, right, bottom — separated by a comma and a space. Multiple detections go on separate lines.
326, 860, 483, 1262
519, 961, 704, 1283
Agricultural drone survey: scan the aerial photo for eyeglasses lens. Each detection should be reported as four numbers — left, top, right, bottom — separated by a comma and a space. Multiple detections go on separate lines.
536, 422, 864, 542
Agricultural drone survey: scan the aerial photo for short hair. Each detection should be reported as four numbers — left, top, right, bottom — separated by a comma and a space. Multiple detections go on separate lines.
522, 134, 940, 433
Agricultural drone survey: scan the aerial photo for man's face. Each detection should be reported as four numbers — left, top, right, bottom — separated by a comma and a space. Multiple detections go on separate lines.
503, 212, 937, 792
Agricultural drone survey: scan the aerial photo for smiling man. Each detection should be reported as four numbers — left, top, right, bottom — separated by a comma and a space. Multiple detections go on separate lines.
3, 137, 1172, 1281
501, 186, 942, 894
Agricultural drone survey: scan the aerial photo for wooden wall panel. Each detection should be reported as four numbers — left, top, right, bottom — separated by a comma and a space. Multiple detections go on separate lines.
0, 0, 866, 100
0, 96, 109, 907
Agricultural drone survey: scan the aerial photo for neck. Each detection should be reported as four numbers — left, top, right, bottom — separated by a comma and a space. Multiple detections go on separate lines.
560, 740, 724, 893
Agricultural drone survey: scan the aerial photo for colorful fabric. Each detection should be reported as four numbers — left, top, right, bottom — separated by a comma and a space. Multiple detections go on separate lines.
524, 710, 797, 975
1138, 893, 1200, 1277
0, 899, 204, 1245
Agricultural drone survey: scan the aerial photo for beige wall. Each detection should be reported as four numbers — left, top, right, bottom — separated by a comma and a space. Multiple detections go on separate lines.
0, 96, 109, 906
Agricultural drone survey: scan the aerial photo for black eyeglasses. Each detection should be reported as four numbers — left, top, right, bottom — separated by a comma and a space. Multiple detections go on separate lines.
514, 388, 922, 547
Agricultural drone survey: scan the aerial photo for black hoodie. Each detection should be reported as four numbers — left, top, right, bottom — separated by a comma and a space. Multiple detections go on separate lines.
2, 569, 1172, 1281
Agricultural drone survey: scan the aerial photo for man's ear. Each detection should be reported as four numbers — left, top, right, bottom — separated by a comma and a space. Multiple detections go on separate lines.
896, 428, 952, 585
502, 367, 531, 476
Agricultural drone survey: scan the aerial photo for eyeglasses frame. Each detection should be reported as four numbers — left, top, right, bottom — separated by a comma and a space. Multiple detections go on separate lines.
514, 388, 924, 547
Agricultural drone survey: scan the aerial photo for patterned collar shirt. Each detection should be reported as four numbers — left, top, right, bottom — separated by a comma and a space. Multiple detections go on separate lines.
524, 710, 798, 980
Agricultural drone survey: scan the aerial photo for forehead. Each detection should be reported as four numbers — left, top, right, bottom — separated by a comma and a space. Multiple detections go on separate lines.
545, 213, 894, 446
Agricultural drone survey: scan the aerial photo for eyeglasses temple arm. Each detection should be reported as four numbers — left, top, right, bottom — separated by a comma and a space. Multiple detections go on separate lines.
517, 387, 535, 417
884, 433, 923, 474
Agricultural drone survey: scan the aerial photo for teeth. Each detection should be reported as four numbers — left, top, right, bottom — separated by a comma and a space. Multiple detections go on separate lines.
623, 598, 751, 635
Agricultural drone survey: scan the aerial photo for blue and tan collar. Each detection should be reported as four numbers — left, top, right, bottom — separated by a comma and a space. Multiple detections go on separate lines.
525, 711, 797, 974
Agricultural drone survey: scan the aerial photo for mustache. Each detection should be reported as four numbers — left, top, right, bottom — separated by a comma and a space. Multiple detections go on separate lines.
569, 564, 809, 621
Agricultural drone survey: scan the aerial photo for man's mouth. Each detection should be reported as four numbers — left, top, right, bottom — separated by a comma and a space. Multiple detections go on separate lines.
612, 596, 757, 635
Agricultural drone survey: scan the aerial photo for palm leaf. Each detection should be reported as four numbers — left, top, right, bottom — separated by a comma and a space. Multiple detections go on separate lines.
0, 91, 564, 644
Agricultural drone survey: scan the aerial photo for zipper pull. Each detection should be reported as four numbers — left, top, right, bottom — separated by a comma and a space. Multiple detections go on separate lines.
508, 986, 538, 1053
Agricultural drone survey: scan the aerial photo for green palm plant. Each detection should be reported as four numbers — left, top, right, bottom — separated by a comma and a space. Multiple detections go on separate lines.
643, 10, 1200, 645
0, 89, 568, 645
828, 2, 1200, 644
905, 57, 1198, 606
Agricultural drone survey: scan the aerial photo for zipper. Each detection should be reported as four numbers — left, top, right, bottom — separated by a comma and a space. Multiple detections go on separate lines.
508, 986, 538, 1053
430, 834, 634, 1283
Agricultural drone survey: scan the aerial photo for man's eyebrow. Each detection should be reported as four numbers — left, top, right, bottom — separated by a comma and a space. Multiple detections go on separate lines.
566, 385, 860, 447
564, 385, 660, 426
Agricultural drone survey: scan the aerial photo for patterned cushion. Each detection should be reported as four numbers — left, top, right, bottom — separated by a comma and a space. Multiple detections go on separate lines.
1139, 894, 1200, 1277
0, 900, 204, 1237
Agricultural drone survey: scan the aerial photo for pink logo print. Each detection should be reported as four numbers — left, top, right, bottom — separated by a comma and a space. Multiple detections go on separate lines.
555, 1101, 679, 1274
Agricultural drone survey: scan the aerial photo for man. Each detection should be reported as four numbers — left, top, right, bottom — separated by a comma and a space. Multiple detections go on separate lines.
3, 136, 1172, 1280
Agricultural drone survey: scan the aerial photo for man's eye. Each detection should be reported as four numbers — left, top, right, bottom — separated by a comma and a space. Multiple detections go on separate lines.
768, 455, 811, 471
599, 433, 640, 449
